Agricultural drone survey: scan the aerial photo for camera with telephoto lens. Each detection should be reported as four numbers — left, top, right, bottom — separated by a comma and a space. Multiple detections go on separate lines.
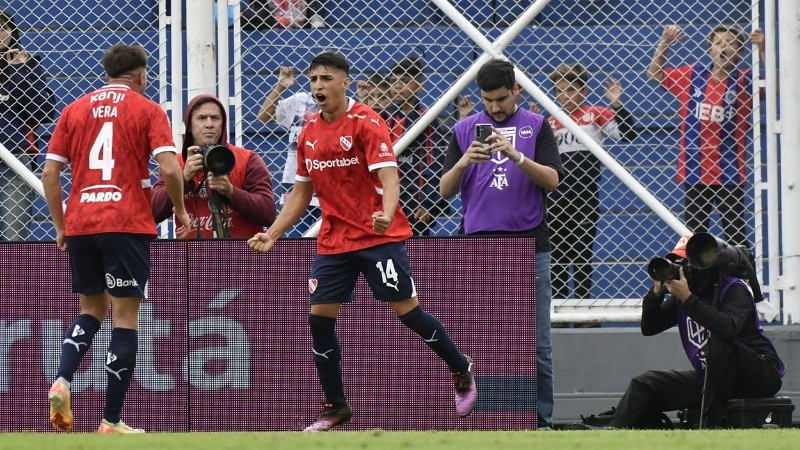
196, 143, 235, 176
648, 232, 764, 302
685, 232, 753, 278
685, 232, 764, 303
647, 257, 684, 282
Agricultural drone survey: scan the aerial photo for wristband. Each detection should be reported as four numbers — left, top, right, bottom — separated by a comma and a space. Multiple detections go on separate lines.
515, 152, 525, 166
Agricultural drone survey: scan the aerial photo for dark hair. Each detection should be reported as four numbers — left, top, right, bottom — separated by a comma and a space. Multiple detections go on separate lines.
476, 59, 515, 91
101, 44, 148, 78
1, 9, 22, 84
0, 9, 20, 51
189, 96, 223, 121
391, 56, 424, 80
549, 63, 588, 88
707, 25, 746, 49
309, 51, 349, 76
367, 72, 389, 88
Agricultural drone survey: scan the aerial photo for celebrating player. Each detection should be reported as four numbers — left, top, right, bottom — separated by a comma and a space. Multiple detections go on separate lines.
248, 51, 476, 431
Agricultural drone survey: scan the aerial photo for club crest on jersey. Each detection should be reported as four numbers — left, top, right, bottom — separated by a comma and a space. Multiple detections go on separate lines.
308, 278, 319, 293
340, 136, 353, 152
491, 151, 509, 165
724, 89, 737, 104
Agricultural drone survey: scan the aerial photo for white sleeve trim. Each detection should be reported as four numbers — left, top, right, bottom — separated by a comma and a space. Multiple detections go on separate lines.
294, 175, 312, 182
45, 153, 69, 163
152, 146, 178, 156
368, 161, 397, 172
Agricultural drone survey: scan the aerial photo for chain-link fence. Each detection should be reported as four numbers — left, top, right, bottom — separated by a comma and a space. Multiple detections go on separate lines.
233, 0, 760, 306
1, 0, 161, 241
2, 1, 769, 309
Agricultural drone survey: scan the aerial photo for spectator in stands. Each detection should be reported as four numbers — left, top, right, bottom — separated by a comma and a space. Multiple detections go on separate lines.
241, 0, 325, 30
547, 63, 638, 301
593, 235, 784, 429
305, 0, 325, 28
152, 94, 276, 238
440, 59, 564, 429
386, 56, 450, 236
455, 95, 476, 120
355, 72, 392, 115
0, 8, 55, 241
248, 51, 476, 431
647, 25, 766, 248
257, 65, 320, 235
42, 43, 191, 434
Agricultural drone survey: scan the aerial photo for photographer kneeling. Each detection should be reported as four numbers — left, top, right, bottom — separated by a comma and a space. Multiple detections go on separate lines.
602, 235, 784, 429
152, 94, 276, 238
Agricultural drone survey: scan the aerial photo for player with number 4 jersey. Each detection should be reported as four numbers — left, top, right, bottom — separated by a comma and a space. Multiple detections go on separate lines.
42, 44, 189, 434
46, 75, 177, 236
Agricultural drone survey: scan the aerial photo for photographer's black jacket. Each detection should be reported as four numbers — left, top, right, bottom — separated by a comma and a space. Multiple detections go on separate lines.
640, 280, 782, 374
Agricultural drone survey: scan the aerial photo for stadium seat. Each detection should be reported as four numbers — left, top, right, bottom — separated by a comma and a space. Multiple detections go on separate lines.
8, 0, 157, 30
532, 0, 748, 28
28, 31, 159, 78
240, 28, 474, 77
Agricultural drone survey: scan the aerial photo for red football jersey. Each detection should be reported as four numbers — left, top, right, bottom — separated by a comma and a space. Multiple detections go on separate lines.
47, 84, 177, 237
662, 65, 751, 185
296, 99, 412, 254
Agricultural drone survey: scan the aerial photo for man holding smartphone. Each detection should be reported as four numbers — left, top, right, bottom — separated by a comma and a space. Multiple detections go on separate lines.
440, 58, 564, 430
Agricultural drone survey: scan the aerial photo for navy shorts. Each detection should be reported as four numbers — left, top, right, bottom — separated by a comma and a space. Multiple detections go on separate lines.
309, 242, 417, 304
67, 233, 150, 298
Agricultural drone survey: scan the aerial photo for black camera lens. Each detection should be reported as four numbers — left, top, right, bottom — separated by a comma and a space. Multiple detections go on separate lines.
647, 257, 682, 282
685, 232, 752, 277
685, 233, 720, 269
198, 143, 235, 176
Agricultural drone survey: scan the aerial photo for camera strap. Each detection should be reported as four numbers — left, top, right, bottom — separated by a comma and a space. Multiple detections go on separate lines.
194, 175, 230, 238
208, 190, 231, 238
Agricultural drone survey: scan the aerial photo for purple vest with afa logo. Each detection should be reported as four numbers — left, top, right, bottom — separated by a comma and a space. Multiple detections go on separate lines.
453, 109, 545, 233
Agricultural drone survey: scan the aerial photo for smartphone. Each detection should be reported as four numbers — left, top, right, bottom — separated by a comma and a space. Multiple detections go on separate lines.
475, 124, 493, 145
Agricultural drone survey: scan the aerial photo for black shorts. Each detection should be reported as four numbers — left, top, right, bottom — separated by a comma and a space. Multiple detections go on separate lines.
309, 242, 416, 304
67, 233, 150, 298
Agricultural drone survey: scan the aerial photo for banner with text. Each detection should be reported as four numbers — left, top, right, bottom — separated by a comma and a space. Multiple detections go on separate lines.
0, 237, 535, 431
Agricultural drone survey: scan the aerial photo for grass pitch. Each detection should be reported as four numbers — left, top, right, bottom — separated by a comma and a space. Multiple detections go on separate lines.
3, 429, 799, 450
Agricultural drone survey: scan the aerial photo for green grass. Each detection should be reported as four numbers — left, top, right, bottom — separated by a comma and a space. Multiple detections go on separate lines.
3, 429, 800, 450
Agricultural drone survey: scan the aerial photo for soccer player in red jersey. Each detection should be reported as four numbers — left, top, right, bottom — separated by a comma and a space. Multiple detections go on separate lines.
248, 51, 476, 431
41, 44, 191, 434
647, 25, 766, 247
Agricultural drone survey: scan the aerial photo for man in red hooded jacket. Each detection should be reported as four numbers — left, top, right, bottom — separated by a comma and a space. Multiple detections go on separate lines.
152, 94, 276, 238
